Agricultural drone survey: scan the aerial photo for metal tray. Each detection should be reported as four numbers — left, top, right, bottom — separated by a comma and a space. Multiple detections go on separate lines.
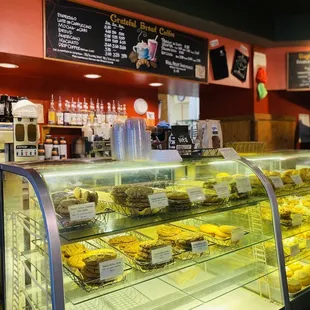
98, 232, 175, 273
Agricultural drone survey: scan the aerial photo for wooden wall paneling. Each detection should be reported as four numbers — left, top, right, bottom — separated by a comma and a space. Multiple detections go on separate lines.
220, 120, 252, 143
255, 118, 296, 150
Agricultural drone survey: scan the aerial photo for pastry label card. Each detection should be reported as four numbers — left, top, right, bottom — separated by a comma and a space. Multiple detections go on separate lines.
235, 177, 252, 193
191, 240, 208, 253
231, 228, 245, 242
99, 258, 124, 280
148, 192, 168, 209
68, 202, 96, 222
218, 148, 241, 160
290, 175, 303, 185
292, 214, 303, 227
214, 183, 230, 198
289, 244, 300, 257
186, 187, 205, 202
151, 246, 172, 264
269, 176, 284, 188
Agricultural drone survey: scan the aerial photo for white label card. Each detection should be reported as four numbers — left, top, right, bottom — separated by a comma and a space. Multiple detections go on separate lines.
151, 246, 172, 264
99, 258, 124, 280
218, 148, 241, 160
186, 187, 205, 202
306, 239, 310, 249
231, 228, 245, 242
269, 176, 284, 188
68, 202, 96, 222
235, 177, 252, 193
191, 240, 208, 253
148, 192, 168, 209
209, 39, 219, 47
213, 183, 230, 198
292, 214, 303, 226
290, 244, 300, 257
290, 175, 303, 185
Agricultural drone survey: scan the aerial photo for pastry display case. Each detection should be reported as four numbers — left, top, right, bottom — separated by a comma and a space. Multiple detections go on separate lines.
3, 152, 310, 310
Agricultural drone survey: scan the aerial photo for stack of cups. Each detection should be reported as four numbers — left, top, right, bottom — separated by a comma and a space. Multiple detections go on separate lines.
110, 118, 152, 161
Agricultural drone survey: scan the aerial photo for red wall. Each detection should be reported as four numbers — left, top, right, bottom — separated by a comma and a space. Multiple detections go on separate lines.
199, 84, 253, 118
0, 75, 159, 124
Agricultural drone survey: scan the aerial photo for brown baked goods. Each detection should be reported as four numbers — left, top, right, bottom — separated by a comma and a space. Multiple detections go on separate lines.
61, 243, 89, 257
135, 239, 171, 264
290, 262, 303, 272
279, 207, 291, 219
157, 225, 182, 243
108, 235, 138, 248
295, 270, 310, 286
175, 231, 204, 251
80, 249, 118, 283
218, 225, 237, 234
286, 266, 293, 278
167, 191, 192, 210
67, 253, 89, 269
122, 241, 140, 257
199, 224, 218, 235
300, 168, 310, 181
214, 228, 230, 239
216, 173, 233, 183
287, 278, 302, 293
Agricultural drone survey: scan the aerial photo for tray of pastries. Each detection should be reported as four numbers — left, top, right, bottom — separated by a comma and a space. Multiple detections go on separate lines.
61, 241, 128, 292
99, 232, 175, 273
169, 219, 245, 247
110, 185, 164, 217
138, 224, 209, 260
286, 261, 310, 296
51, 188, 109, 228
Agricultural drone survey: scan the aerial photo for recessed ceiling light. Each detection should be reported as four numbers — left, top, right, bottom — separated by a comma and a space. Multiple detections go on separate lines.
149, 82, 163, 87
0, 63, 19, 69
84, 74, 101, 79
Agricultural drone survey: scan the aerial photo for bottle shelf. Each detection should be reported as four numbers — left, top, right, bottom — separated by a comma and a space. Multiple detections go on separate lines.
42, 125, 83, 129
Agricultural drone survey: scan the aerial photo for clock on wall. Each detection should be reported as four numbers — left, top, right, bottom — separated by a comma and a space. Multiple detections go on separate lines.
177, 95, 186, 102
134, 98, 148, 115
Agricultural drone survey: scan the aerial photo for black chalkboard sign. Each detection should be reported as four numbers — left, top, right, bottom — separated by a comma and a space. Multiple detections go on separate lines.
287, 52, 310, 90
45, 0, 208, 82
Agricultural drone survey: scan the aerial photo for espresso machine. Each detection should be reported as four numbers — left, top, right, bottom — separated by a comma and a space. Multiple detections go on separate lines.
12, 99, 38, 162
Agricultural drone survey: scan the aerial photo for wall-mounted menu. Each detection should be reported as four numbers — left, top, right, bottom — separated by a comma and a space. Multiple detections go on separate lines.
287, 52, 310, 90
45, 0, 207, 82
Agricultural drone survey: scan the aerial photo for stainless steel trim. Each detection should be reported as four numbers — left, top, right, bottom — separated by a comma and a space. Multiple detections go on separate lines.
240, 158, 291, 309
0, 163, 65, 310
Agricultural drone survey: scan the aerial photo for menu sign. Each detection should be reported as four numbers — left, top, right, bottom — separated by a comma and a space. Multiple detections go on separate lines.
287, 52, 310, 90
45, 0, 208, 81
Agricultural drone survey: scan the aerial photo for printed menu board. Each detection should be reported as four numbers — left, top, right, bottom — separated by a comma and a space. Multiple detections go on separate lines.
287, 52, 310, 90
45, 0, 208, 82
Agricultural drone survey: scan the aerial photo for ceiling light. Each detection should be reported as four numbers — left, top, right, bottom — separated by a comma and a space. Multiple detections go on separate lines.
0, 63, 19, 69
149, 82, 163, 87
84, 74, 101, 79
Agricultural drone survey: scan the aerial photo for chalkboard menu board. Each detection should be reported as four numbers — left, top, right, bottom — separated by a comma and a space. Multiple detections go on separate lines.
287, 52, 310, 90
45, 0, 208, 82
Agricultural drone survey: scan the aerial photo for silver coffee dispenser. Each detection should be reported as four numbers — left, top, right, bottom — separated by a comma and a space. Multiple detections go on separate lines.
12, 99, 38, 162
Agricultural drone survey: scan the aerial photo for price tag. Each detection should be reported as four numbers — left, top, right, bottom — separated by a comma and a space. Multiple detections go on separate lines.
191, 240, 208, 253
306, 239, 310, 249
235, 177, 252, 193
151, 246, 172, 264
148, 192, 168, 209
290, 244, 300, 257
290, 175, 303, 185
68, 202, 96, 221
292, 214, 303, 226
213, 183, 230, 198
269, 176, 284, 188
231, 228, 245, 242
99, 258, 124, 280
218, 148, 241, 160
186, 187, 205, 202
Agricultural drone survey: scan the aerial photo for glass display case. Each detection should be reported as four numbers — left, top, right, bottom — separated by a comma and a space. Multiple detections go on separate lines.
3, 152, 310, 310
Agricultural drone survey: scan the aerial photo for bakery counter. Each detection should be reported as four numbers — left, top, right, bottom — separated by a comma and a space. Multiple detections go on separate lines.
1, 155, 301, 310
